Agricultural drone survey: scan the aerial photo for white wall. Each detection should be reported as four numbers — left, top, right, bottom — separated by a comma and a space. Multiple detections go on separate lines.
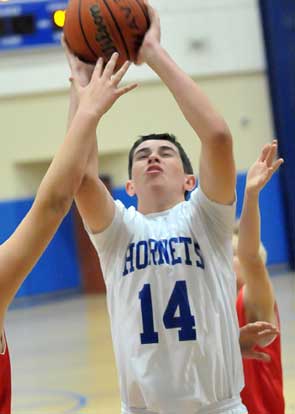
0, 0, 274, 197
0, 71, 273, 196
99, 73, 274, 187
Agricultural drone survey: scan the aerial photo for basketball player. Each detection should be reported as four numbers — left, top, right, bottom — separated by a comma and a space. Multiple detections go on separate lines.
66, 3, 261, 413
0, 53, 136, 414
62, 38, 279, 373
234, 140, 285, 413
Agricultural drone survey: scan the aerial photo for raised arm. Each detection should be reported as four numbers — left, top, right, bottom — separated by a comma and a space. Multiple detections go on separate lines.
237, 140, 283, 328
0, 54, 136, 334
63, 40, 129, 234
137, 4, 235, 204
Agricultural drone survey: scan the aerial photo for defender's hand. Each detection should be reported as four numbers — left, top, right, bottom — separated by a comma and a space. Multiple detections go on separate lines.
240, 321, 279, 362
246, 140, 284, 196
73, 53, 138, 119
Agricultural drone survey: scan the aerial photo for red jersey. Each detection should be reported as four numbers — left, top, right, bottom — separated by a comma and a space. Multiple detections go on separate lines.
0, 332, 11, 414
236, 288, 285, 414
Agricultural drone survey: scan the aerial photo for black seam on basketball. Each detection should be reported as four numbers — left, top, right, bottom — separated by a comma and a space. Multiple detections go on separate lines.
135, 0, 149, 27
102, 0, 130, 60
78, 0, 97, 60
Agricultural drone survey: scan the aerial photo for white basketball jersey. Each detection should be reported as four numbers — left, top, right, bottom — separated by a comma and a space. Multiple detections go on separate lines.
87, 188, 246, 414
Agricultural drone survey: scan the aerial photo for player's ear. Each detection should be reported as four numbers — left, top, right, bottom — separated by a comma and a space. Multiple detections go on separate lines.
184, 175, 196, 192
126, 180, 136, 196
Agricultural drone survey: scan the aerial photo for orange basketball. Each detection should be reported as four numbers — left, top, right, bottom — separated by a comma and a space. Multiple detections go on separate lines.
64, 0, 150, 68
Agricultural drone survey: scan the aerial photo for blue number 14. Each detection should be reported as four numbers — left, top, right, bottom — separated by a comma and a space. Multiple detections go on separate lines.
138, 281, 197, 344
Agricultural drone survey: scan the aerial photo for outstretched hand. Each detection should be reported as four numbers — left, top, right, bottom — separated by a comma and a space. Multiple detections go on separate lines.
72, 52, 138, 119
240, 321, 279, 362
246, 140, 284, 196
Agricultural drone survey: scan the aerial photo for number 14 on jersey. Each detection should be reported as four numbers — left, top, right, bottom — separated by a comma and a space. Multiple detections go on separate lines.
139, 280, 197, 344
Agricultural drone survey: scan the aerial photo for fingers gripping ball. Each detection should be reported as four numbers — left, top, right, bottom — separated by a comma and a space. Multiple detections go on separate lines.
64, 0, 150, 68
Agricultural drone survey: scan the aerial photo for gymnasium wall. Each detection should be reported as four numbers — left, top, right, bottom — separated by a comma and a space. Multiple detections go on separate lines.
0, 199, 81, 297
0, 72, 273, 196
0, 0, 289, 297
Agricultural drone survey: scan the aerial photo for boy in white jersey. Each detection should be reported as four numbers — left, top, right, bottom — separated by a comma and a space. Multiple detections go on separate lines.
67, 4, 272, 414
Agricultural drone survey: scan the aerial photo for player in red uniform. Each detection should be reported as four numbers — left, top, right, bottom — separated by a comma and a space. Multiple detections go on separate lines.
0, 332, 11, 412
0, 53, 136, 413
233, 140, 285, 414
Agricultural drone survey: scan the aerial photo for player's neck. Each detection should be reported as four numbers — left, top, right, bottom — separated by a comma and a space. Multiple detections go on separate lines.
138, 193, 185, 215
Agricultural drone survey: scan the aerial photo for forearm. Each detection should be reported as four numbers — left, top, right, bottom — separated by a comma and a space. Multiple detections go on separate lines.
67, 84, 79, 130
36, 110, 99, 210
145, 43, 231, 142
75, 138, 99, 207
146, 45, 235, 203
238, 190, 276, 323
238, 190, 261, 261
74, 138, 115, 234
67, 82, 98, 181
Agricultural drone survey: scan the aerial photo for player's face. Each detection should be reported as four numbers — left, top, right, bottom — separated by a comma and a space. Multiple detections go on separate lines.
128, 140, 193, 199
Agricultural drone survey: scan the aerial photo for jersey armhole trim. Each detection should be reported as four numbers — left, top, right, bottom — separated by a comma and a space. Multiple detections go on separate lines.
0, 331, 6, 355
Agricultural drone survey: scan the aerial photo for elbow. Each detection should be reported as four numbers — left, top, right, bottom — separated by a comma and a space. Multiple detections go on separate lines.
46, 193, 74, 217
202, 121, 233, 154
80, 169, 99, 189
48, 175, 84, 215
237, 251, 265, 271
210, 125, 233, 146
208, 129, 234, 161
237, 246, 258, 262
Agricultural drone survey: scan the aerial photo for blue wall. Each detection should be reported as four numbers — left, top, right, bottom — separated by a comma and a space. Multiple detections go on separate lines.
0, 171, 289, 298
259, 0, 295, 268
0, 199, 81, 298
236, 173, 288, 265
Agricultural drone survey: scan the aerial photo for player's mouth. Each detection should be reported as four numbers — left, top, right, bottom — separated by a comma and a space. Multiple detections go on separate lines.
146, 165, 163, 174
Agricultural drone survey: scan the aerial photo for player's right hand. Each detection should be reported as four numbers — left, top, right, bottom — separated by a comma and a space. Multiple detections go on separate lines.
136, 1, 161, 65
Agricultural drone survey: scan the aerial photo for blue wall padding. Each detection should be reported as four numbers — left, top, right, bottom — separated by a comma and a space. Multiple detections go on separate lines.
236, 172, 288, 265
259, 0, 295, 267
112, 187, 137, 209
0, 199, 81, 297
0, 171, 289, 298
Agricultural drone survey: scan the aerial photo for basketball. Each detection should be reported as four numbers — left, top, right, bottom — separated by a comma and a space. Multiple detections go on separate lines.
64, 0, 150, 68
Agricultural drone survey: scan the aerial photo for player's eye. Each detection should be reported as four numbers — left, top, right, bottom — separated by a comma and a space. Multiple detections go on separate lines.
135, 154, 148, 160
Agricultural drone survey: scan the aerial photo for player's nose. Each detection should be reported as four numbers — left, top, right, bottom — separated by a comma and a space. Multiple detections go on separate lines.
148, 153, 161, 163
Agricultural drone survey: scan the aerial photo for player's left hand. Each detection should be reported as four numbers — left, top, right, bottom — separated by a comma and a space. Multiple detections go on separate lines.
62, 34, 95, 88
246, 140, 284, 196
239, 321, 279, 362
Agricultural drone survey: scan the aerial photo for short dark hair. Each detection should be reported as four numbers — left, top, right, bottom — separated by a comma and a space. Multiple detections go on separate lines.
128, 133, 194, 179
